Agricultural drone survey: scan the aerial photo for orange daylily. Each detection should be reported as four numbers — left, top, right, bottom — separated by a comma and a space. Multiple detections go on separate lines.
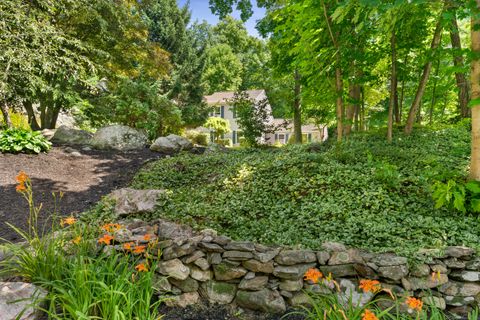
135, 263, 148, 272
72, 236, 82, 245
304, 268, 323, 283
132, 245, 146, 255
362, 309, 378, 320
16, 183, 26, 192
60, 216, 77, 227
123, 242, 135, 250
143, 233, 153, 241
98, 234, 114, 245
406, 297, 423, 311
101, 223, 122, 233
359, 279, 381, 293
16, 171, 28, 184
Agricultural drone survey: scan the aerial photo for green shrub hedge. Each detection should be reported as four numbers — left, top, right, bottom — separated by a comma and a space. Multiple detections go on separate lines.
132, 123, 479, 258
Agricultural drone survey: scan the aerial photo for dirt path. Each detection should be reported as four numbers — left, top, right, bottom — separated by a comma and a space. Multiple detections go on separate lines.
0, 146, 163, 242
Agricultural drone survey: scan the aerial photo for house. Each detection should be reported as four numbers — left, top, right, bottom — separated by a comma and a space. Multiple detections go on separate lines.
200, 89, 328, 146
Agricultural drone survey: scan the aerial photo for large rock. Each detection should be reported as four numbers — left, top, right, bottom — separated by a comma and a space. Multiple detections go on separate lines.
242, 260, 274, 273
165, 292, 199, 308
169, 277, 199, 293
51, 125, 92, 145
401, 274, 448, 291
238, 276, 269, 291
157, 219, 194, 240
328, 249, 363, 265
236, 289, 286, 313
0, 282, 46, 320
378, 265, 408, 281
275, 250, 317, 266
109, 188, 164, 217
450, 271, 480, 282
273, 263, 316, 280
444, 246, 475, 259
201, 281, 237, 304
213, 262, 247, 281
157, 259, 190, 280
91, 125, 147, 151
150, 134, 192, 154
439, 281, 480, 297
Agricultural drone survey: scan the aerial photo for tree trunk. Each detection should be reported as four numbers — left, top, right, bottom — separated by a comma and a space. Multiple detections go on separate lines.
322, 0, 343, 142
388, 31, 397, 143
293, 70, 302, 143
345, 83, 355, 136
404, 5, 445, 134
450, 8, 471, 118
23, 101, 40, 130
360, 86, 365, 131
470, 0, 480, 180
47, 105, 61, 129
429, 59, 441, 124
398, 53, 408, 124
0, 102, 11, 128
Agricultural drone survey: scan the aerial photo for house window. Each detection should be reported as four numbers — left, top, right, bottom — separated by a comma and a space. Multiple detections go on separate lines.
276, 133, 286, 144
209, 106, 223, 118
232, 106, 237, 118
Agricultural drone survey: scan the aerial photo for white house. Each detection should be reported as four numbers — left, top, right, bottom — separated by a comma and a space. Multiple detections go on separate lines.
200, 89, 328, 146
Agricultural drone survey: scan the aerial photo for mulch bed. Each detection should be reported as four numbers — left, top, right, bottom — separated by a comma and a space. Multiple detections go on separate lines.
0, 145, 164, 242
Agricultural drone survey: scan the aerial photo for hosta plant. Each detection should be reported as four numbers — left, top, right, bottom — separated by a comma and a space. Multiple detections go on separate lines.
0, 128, 51, 154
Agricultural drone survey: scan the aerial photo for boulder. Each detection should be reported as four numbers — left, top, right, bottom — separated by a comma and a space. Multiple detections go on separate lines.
165, 134, 193, 150
0, 282, 46, 320
109, 188, 164, 217
91, 125, 147, 151
236, 289, 286, 313
157, 219, 194, 240
150, 134, 192, 154
51, 125, 92, 145
204, 143, 228, 154
201, 281, 237, 304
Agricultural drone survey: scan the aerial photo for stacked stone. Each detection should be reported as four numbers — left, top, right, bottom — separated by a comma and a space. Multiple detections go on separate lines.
111, 219, 480, 317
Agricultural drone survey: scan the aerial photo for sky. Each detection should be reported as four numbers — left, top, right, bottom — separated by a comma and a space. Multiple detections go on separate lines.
177, 0, 266, 38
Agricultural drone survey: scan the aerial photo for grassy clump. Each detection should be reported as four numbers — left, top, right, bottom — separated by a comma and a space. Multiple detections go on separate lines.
132, 122, 479, 258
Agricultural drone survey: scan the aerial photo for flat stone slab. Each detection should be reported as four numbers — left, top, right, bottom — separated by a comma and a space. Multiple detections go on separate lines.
0, 282, 46, 320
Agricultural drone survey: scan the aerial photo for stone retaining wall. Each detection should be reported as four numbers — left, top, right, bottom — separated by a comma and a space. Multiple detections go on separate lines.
114, 218, 480, 317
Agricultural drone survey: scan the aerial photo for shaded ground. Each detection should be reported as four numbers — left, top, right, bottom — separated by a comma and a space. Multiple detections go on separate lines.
0, 146, 163, 242
159, 303, 306, 320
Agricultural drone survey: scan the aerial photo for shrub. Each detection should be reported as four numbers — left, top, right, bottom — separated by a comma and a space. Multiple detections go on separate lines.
185, 130, 208, 146
432, 179, 480, 214
131, 124, 480, 258
0, 128, 51, 153
204, 117, 230, 142
0, 111, 30, 130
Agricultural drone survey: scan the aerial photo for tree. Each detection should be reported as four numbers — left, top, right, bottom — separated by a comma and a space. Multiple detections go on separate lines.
233, 91, 276, 146
204, 117, 231, 142
203, 44, 243, 93
470, 0, 480, 180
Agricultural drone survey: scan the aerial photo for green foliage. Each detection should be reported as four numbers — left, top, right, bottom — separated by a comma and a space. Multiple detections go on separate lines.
203, 44, 243, 94
185, 130, 209, 146
0, 129, 51, 154
233, 91, 275, 146
0, 111, 30, 130
204, 117, 231, 142
85, 76, 182, 139
132, 124, 478, 258
432, 179, 480, 214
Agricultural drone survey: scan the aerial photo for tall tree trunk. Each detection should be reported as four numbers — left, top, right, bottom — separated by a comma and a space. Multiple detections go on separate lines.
388, 31, 397, 143
354, 97, 360, 132
23, 101, 40, 130
450, 8, 471, 118
47, 105, 61, 129
345, 83, 355, 136
0, 102, 11, 128
429, 59, 441, 124
322, 0, 343, 142
398, 53, 408, 124
293, 70, 302, 144
405, 5, 445, 134
470, 0, 480, 180
360, 86, 365, 131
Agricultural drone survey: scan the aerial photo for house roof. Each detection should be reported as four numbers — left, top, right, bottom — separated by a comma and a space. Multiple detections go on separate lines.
273, 119, 325, 133
204, 89, 266, 105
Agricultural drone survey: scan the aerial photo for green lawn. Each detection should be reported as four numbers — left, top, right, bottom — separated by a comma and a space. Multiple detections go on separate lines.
132, 122, 479, 258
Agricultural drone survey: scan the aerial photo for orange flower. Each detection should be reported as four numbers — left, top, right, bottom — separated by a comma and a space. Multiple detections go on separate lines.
72, 236, 82, 245
135, 263, 148, 272
98, 234, 114, 245
60, 216, 76, 227
16, 183, 26, 192
132, 245, 146, 255
304, 268, 323, 283
362, 309, 378, 320
101, 223, 122, 233
16, 171, 28, 184
123, 242, 135, 251
359, 279, 381, 293
406, 297, 423, 312
143, 233, 153, 241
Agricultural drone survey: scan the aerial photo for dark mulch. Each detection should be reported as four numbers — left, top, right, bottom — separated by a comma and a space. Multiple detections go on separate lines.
0, 145, 164, 242
159, 303, 306, 320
